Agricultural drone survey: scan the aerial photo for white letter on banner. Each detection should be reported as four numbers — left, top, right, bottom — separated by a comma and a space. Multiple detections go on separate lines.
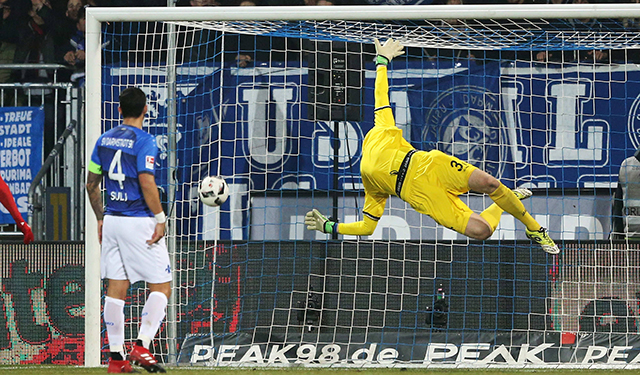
239, 345, 264, 363
561, 215, 603, 240
608, 346, 632, 364
424, 343, 458, 362
501, 84, 524, 164
229, 183, 247, 240
243, 88, 291, 166
351, 344, 377, 364
517, 343, 553, 364
389, 90, 411, 142
216, 345, 239, 364
377, 348, 398, 365
582, 346, 607, 363
548, 82, 584, 161
628, 351, 640, 364
547, 82, 606, 163
268, 344, 294, 364
191, 345, 213, 364
479, 345, 516, 364
457, 343, 490, 362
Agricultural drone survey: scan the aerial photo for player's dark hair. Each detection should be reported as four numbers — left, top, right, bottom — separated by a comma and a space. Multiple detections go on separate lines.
119, 87, 147, 119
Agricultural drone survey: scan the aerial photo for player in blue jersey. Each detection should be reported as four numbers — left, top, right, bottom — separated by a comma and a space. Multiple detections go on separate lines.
86, 87, 169, 373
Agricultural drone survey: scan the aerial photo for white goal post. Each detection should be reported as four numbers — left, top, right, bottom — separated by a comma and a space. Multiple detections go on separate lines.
85, 3, 640, 368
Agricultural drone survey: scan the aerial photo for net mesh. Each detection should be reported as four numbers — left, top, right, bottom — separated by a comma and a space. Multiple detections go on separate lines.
91, 6, 640, 367
169, 18, 640, 50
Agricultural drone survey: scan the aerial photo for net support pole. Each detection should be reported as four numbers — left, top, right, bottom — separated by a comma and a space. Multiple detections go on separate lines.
166, 13, 179, 366
84, 8, 103, 368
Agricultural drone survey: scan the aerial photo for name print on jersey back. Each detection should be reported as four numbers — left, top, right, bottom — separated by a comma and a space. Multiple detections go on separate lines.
91, 125, 158, 217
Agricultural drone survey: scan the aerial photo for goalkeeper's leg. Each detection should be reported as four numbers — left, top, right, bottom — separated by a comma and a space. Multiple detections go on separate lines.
467, 169, 559, 254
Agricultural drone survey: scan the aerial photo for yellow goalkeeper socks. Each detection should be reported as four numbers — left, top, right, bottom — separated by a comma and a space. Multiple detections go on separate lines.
480, 204, 503, 232
489, 184, 540, 231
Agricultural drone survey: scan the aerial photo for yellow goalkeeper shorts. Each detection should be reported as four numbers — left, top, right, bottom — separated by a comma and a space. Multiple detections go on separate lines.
401, 150, 477, 234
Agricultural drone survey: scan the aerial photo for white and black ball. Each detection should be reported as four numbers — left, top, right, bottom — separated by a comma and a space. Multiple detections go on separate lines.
198, 176, 229, 207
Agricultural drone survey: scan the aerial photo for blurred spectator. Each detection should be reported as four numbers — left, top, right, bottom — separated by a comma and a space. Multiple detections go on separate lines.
533, 50, 569, 64
65, 0, 85, 23
53, 0, 85, 59
235, 0, 255, 67
580, 49, 609, 63
13, 0, 58, 82
57, 4, 84, 83
0, 0, 24, 83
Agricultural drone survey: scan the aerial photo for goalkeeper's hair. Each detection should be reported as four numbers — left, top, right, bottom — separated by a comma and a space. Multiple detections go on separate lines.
119, 87, 147, 119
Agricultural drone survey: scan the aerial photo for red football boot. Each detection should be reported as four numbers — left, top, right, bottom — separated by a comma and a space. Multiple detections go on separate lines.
129, 345, 166, 373
107, 359, 138, 373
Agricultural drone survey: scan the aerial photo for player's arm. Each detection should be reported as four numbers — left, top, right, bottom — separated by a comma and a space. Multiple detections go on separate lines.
373, 38, 404, 128
305, 192, 387, 236
139, 172, 165, 244
0, 174, 33, 244
86, 155, 104, 243
86, 172, 103, 221
138, 137, 165, 245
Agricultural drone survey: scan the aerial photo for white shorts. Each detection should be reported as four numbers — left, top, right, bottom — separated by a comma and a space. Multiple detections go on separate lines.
101, 215, 172, 284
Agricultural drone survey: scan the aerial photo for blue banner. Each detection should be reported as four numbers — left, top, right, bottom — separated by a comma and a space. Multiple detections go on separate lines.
0, 107, 44, 224
104, 61, 640, 239
500, 63, 640, 188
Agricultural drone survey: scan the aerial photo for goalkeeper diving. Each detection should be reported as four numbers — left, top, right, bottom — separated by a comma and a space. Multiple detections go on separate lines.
305, 38, 559, 254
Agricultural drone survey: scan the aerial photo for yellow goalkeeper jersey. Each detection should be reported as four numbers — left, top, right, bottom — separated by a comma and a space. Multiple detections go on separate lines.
336, 64, 477, 237
337, 64, 415, 236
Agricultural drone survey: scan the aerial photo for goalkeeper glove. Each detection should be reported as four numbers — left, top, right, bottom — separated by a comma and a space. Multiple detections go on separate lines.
374, 38, 404, 66
305, 209, 337, 234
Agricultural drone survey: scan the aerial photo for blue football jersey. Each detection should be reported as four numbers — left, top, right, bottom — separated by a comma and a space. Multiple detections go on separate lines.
89, 124, 158, 217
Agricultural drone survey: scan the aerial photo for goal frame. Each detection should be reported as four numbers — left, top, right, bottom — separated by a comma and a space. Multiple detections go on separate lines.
84, 3, 640, 367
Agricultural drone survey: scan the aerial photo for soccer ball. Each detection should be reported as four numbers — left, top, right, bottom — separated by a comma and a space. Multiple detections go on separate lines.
198, 176, 229, 207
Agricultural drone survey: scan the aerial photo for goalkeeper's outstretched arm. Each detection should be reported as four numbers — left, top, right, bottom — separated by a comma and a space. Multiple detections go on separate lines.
373, 38, 404, 129
304, 38, 403, 237
305, 193, 387, 236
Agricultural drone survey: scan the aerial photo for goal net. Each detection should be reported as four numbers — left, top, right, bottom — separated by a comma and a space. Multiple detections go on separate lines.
85, 3, 640, 368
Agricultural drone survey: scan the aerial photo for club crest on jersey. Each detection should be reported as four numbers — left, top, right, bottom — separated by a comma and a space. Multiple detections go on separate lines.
146, 155, 155, 169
